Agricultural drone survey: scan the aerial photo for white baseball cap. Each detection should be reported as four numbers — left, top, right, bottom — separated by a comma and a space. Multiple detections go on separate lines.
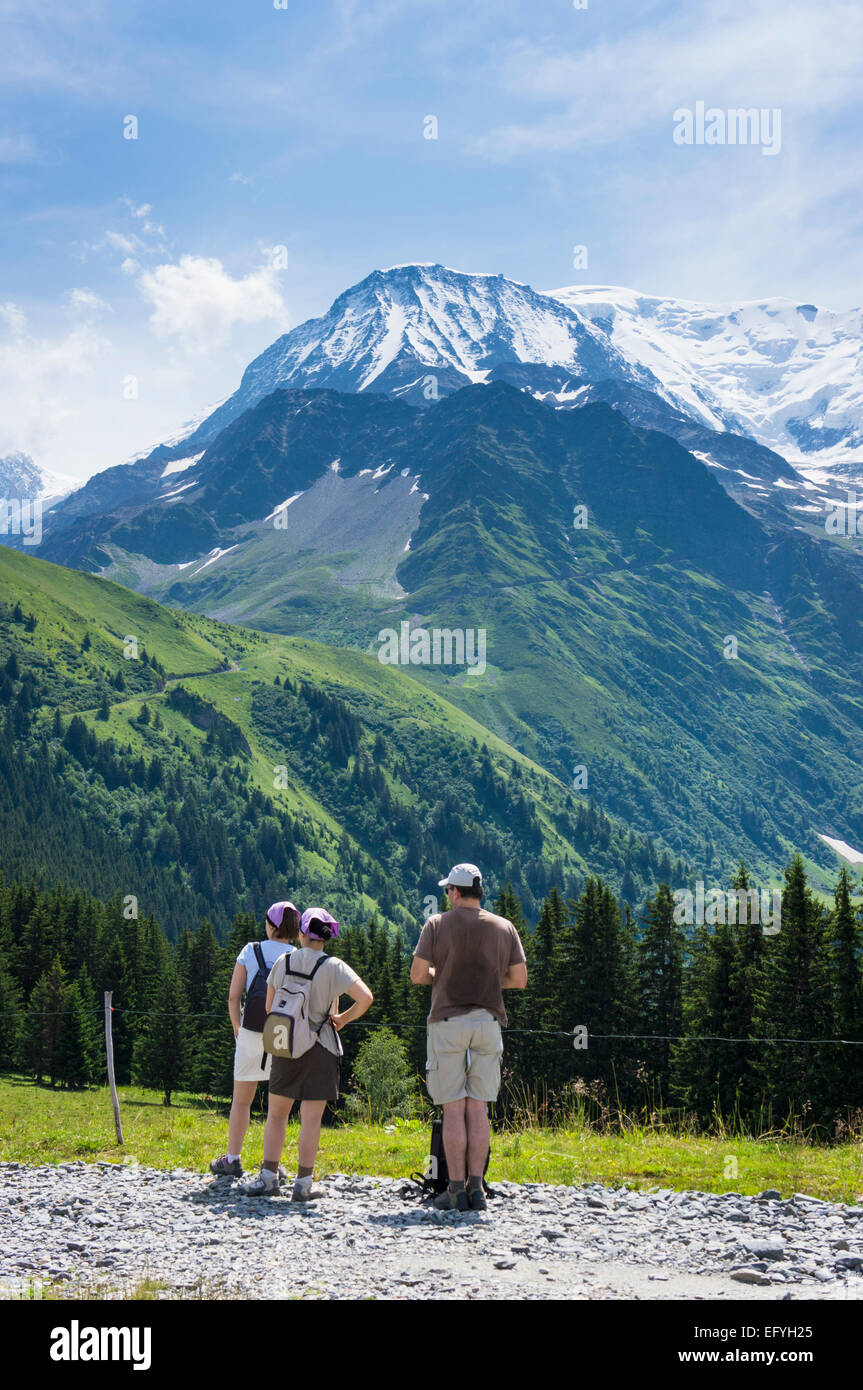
438, 862, 483, 888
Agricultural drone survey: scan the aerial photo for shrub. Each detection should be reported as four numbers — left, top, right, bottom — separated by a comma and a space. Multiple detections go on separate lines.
345, 1026, 418, 1123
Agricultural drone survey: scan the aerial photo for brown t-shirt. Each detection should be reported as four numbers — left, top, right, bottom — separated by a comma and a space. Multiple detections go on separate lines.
414, 906, 526, 1026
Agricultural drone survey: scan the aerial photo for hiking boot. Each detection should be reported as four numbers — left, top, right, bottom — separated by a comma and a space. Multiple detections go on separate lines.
467, 1186, 487, 1212
237, 1168, 280, 1197
433, 1188, 470, 1212
209, 1155, 243, 1179
291, 1180, 325, 1203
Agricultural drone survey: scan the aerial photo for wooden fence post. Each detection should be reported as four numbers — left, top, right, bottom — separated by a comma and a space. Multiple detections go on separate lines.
104, 990, 124, 1146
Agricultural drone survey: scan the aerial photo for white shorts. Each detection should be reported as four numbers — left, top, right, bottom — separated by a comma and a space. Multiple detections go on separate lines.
233, 1026, 271, 1082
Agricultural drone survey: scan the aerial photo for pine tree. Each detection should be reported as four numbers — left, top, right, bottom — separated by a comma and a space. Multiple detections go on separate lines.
726, 860, 767, 1118
55, 981, 97, 1088
134, 958, 189, 1105
829, 867, 863, 1117
673, 869, 744, 1124
0, 952, 24, 1071
193, 965, 237, 1097
183, 919, 219, 1016
98, 933, 136, 1084
513, 887, 565, 1107
566, 878, 637, 1097
28, 956, 68, 1086
755, 855, 835, 1130
13, 902, 59, 997
637, 883, 685, 1100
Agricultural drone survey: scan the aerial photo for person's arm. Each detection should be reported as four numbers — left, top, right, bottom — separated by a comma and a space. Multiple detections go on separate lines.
410, 956, 435, 985
264, 956, 285, 1017
329, 978, 374, 1031
227, 963, 247, 1037
502, 961, 528, 989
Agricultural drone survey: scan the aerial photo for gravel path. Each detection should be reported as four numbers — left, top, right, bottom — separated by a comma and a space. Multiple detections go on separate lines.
3, 1161, 863, 1301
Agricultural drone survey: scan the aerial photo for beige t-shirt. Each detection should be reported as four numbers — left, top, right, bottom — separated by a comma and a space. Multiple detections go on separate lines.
267, 948, 359, 1057
414, 906, 526, 1026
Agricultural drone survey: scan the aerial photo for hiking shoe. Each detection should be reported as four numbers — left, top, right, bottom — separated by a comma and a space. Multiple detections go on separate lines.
433, 1188, 470, 1212
291, 1181, 325, 1203
209, 1155, 243, 1178
467, 1186, 487, 1212
237, 1169, 279, 1197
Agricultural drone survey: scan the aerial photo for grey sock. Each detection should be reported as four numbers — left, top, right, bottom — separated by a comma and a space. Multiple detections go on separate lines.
467, 1175, 483, 1192
448, 1179, 466, 1194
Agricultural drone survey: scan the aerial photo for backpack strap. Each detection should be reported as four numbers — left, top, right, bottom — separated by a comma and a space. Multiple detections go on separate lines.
283, 953, 331, 982
252, 942, 267, 980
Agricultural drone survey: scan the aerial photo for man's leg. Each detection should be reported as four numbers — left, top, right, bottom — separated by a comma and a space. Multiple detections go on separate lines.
465, 1097, 490, 1184
441, 1098, 468, 1186
464, 1014, 502, 1206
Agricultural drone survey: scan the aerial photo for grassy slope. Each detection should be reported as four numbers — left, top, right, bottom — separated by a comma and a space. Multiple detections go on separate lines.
1, 1077, 861, 1201
0, 547, 596, 912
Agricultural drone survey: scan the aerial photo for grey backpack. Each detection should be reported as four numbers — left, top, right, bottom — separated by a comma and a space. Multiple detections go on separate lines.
262, 954, 330, 1059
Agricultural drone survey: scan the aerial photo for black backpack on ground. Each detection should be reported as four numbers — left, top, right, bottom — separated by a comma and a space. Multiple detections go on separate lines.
241, 943, 271, 1033
401, 1116, 495, 1202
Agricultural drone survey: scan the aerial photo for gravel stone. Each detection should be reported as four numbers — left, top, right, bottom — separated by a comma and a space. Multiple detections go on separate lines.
731, 1268, 773, 1285
1, 1161, 861, 1301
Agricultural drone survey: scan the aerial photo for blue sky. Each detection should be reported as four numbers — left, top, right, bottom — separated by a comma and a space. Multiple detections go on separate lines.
2, 0, 862, 479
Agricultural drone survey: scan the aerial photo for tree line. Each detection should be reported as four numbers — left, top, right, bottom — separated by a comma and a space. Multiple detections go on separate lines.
0, 854, 860, 1134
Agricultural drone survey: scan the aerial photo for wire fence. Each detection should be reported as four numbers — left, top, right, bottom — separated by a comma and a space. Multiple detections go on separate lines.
16, 1006, 863, 1046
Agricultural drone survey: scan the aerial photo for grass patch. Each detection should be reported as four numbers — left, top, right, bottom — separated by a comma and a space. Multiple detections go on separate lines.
1, 1076, 861, 1201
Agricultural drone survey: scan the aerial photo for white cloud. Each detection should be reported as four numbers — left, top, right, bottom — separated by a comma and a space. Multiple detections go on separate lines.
100, 230, 139, 255
0, 302, 27, 334
0, 304, 111, 465
137, 254, 288, 354
67, 288, 109, 315
470, 0, 863, 158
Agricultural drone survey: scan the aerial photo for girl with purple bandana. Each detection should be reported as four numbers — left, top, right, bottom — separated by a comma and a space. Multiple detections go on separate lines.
209, 901, 299, 1180
239, 908, 373, 1200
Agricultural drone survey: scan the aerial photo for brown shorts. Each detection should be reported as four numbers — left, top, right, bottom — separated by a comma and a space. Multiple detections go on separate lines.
269, 1042, 341, 1102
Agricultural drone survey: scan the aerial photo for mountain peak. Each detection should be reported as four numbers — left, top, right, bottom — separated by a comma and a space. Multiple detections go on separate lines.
174, 264, 653, 449
549, 283, 863, 467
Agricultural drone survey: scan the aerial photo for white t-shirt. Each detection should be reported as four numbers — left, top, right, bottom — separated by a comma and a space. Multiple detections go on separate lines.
237, 940, 293, 1028
267, 948, 360, 1057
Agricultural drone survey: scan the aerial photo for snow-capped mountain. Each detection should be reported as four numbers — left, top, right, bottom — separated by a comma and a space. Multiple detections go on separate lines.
178, 263, 658, 447
549, 285, 863, 481
29, 264, 863, 561
0, 451, 75, 505
152, 265, 863, 498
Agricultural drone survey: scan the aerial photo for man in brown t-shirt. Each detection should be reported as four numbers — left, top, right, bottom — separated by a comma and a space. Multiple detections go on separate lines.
410, 862, 527, 1212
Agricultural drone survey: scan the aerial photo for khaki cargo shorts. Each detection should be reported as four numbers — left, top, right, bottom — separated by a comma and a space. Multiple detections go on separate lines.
425, 1008, 504, 1105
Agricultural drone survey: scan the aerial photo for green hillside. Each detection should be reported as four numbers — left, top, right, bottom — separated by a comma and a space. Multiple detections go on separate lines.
43, 384, 863, 894
0, 547, 680, 939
